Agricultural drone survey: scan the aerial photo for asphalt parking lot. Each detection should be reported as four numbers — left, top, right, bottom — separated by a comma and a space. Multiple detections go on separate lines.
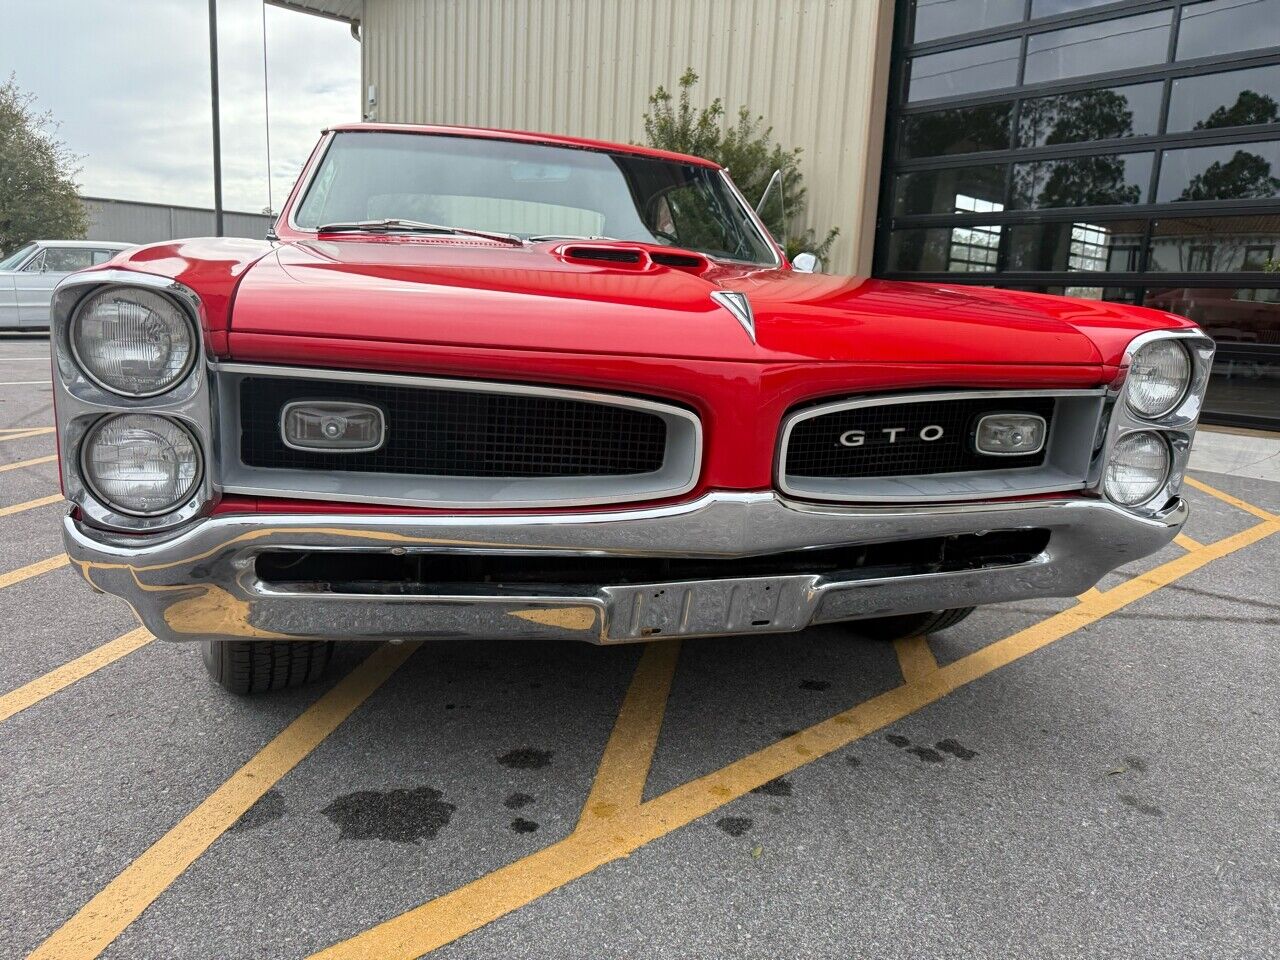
1, 334, 1277, 960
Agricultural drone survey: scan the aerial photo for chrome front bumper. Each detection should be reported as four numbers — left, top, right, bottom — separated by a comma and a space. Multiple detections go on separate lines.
64, 492, 1187, 645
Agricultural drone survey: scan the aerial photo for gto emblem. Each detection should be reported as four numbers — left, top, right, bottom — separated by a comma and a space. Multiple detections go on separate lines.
839, 424, 944, 447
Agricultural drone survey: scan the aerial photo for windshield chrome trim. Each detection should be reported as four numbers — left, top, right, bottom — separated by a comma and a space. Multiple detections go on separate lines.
284, 130, 336, 234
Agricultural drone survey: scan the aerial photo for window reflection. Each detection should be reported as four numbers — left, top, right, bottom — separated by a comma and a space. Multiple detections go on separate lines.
908, 39, 1021, 102
1017, 83, 1163, 148
1030, 0, 1131, 17
1146, 286, 1280, 424
888, 225, 1006, 272
1158, 140, 1280, 202
1007, 220, 1145, 271
912, 0, 1024, 43
894, 164, 1008, 216
1177, 0, 1280, 62
1148, 215, 1280, 271
900, 102, 1013, 158
1011, 152, 1153, 208
1167, 65, 1280, 132
1024, 10, 1171, 85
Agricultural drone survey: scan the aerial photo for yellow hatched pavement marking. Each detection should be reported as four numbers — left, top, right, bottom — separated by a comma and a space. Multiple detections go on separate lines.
1174, 533, 1203, 551
30, 641, 421, 960
0, 425, 52, 433
311, 518, 1279, 960
0, 453, 57, 473
0, 494, 63, 518
0, 628, 153, 725
578, 639, 681, 827
0, 427, 54, 443
892, 634, 939, 684
1185, 475, 1279, 523
0, 553, 68, 591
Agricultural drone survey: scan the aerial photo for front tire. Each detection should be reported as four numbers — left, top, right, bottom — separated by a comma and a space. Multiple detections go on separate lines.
201, 639, 334, 695
851, 607, 975, 642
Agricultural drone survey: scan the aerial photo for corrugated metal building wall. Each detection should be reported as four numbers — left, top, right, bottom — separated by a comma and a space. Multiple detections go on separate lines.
82, 197, 274, 244
358, 0, 895, 274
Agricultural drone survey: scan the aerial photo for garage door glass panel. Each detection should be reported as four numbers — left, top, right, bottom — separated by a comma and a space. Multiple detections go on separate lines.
908, 39, 1021, 102
1176, 0, 1280, 62
1017, 82, 1163, 147
1006, 220, 1145, 271
1030, 0, 1132, 17
894, 165, 1008, 216
887, 226, 1004, 272
1148, 215, 1280, 271
912, 0, 1024, 43
1011, 152, 1153, 208
1024, 11, 1172, 85
1167, 65, 1280, 133
900, 102, 1013, 158
1157, 140, 1280, 202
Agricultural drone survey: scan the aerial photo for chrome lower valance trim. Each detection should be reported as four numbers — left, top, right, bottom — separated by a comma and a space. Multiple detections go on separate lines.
65, 491, 1186, 646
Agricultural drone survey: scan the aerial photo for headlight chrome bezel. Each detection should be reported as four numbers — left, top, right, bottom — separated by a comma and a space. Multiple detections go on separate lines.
1094, 329, 1215, 516
68, 285, 198, 399
50, 270, 218, 533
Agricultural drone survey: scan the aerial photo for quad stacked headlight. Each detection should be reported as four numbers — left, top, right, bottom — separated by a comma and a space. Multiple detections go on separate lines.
1101, 333, 1211, 511
70, 287, 196, 397
52, 277, 211, 530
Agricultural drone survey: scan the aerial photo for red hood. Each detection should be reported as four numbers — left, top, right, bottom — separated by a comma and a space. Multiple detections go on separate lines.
224, 238, 1189, 366
95, 236, 1194, 367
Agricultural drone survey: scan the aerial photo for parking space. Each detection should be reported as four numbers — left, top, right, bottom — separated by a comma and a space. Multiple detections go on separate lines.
2, 334, 1277, 960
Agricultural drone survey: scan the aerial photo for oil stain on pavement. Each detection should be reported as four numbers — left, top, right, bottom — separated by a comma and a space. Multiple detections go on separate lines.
497, 748, 554, 769
322, 786, 457, 843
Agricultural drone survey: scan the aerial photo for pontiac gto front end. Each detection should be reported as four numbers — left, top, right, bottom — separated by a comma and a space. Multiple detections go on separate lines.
51, 124, 1214, 694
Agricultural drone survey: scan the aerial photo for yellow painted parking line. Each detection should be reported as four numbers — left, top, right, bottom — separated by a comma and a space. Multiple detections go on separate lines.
0, 493, 64, 518
578, 639, 681, 826
0, 553, 68, 591
0, 425, 52, 432
31, 641, 422, 960
1174, 533, 1203, 551
0, 453, 57, 473
0, 427, 54, 443
0, 627, 153, 725
892, 634, 939, 684
1184, 475, 1279, 523
316, 517, 1279, 960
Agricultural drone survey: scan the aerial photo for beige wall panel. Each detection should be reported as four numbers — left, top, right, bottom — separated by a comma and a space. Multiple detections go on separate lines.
360, 0, 894, 273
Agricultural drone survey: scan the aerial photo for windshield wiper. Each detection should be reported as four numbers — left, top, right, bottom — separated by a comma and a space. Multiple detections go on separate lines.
526, 234, 620, 242
316, 218, 524, 246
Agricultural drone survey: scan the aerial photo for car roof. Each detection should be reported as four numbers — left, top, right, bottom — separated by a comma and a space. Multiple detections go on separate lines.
33, 240, 134, 249
324, 122, 723, 170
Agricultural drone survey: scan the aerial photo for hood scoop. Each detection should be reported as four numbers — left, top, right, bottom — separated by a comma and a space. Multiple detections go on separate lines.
560, 244, 709, 274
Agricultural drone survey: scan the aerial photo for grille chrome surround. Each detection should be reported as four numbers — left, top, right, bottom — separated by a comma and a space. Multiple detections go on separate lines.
215, 364, 702, 509
778, 389, 1107, 503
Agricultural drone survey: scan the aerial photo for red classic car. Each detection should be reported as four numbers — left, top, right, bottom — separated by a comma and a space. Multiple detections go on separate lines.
52, 123, 1213, 695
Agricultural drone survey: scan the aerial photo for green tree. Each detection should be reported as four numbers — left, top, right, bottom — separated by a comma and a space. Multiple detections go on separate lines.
0, 76, 86, 256
1179, 150, 1280, 202
642, 69, 837, 262
1195, 90, 1280, 130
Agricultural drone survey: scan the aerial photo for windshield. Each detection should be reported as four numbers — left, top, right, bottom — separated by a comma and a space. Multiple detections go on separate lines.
0, 243, 37, 271
293, 132, 778, 265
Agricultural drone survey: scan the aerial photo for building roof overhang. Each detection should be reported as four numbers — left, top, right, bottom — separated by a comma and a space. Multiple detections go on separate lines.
266, 0, 362, 24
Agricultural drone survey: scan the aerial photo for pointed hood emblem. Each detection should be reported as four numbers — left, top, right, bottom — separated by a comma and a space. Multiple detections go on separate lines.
711, 291, 756, 343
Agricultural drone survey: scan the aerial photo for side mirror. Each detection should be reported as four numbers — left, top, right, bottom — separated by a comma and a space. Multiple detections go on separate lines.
792, 252, 821, 273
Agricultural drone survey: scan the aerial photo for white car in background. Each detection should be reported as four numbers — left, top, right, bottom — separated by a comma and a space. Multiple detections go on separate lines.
0, 240, 135, 330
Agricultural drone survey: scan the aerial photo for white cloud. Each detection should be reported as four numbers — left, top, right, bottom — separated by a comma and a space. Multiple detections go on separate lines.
2, 0, 359, 213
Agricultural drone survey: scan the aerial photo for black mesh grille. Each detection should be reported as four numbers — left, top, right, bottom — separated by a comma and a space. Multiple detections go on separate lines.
786, 396, 1055, 478
240, 377, 668, 478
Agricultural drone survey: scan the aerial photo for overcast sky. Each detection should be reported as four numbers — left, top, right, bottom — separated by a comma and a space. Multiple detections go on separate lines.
1, 0, 359, 213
